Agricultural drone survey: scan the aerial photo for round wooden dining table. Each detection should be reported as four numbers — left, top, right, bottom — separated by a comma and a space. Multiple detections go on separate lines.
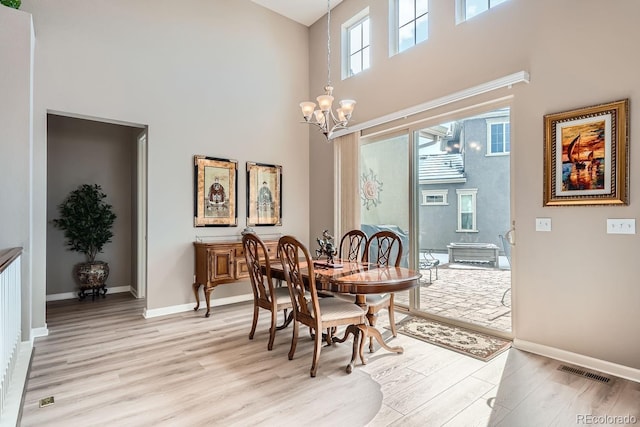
269, 259, 422, 373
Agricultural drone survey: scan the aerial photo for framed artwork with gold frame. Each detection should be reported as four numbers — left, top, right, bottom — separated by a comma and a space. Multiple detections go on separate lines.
194, 155, 238, 227
246, 162, 282, 226
543, 99, 629, 206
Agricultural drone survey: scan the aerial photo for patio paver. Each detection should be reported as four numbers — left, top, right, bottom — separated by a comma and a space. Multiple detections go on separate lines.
395, 260, 512, 333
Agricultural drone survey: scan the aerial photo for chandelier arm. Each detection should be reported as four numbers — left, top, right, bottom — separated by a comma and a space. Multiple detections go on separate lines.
329, 123, 347, 134
327, 109, 342, 126
302, 118, 329, 134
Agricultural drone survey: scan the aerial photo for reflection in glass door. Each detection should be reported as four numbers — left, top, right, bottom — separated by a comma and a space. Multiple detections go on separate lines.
359, 133, 410, 267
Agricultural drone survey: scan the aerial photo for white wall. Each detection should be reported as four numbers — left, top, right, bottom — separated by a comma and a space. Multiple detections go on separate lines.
309, 0, 640, 370
19, 0, 310, 326
46, 114, 134, 295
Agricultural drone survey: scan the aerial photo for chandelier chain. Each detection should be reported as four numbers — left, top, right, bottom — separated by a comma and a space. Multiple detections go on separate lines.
326, 0, 331, 87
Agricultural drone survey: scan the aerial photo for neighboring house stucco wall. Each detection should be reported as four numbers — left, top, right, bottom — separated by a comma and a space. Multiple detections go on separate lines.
419, 114, 510, 253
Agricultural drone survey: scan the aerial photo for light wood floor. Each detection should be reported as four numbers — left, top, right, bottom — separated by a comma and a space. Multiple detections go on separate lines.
20, 293, 640, 426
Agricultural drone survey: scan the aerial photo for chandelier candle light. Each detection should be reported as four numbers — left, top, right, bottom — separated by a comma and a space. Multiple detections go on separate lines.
300, 0, 356, 140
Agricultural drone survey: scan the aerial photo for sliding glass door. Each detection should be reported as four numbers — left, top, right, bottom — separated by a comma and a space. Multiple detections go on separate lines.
410, 107, 512, 334
357, 106, 512, 335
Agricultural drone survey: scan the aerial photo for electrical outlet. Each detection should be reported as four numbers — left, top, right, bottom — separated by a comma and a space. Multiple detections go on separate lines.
606, 218, 636, 234
535, 217, 551, 232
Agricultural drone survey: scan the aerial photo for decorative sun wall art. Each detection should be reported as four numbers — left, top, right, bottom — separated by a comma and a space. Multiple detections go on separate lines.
360, 168, 383, 210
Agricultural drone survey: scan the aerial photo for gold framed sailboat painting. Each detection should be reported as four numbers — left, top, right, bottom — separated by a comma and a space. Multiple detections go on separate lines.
543, 99, 629, 206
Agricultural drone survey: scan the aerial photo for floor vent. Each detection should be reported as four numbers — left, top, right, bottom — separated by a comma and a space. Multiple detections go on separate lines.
558, 365, 611, 384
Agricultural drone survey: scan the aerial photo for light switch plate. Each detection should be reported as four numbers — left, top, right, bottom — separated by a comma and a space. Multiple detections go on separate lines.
535, 217, 551, 232
606, 218, 636, 234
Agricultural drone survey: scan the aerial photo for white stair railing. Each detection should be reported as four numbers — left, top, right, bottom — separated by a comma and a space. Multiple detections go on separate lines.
0, 248, 22, 420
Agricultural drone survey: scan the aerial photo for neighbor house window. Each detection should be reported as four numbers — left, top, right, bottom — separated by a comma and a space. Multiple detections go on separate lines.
343, 9, 370, 79
393, 0, 428, 54
456, 188, 478, 232
421, 189, 448, 206
456, 0, 509, 23
486, 118, 510, 155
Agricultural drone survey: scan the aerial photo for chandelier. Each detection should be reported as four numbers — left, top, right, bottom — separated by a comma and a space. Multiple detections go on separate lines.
299, 0, 356, 140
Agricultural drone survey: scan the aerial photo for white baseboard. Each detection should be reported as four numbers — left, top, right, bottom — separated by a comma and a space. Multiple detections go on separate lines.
513, 338, 640, 383
45, 287, 252, 320
0, 342, 33, 427
46, 286, 132, 302
144, 294, 253, 319
31, 325, 49, 340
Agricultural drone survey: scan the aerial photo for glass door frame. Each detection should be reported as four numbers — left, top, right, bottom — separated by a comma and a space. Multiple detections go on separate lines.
359, 98, 514, 340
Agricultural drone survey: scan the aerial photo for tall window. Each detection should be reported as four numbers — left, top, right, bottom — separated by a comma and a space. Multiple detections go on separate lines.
457, 0, 509, 23
395, 0, 429, 54
456, 189, 478, 232
487, 119, 510, 154
347, 16, 370, 77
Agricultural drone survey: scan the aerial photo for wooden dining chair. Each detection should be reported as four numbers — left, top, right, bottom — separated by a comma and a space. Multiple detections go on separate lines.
338, 229, 367, 262
243, 233, 292, 351
278, 235, 366, 377
362, 230, 403, 352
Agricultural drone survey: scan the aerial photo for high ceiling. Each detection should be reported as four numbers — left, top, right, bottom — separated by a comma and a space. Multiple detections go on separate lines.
251, 0, 343, 27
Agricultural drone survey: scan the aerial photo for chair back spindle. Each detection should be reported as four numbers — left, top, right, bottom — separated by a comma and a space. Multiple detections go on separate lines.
364, 230, 403, 267
278, 236, 320, 327
338, 229, 367, 262
243, 233, 274, 303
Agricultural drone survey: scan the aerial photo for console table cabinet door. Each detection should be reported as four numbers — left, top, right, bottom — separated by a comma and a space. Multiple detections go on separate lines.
209, 248, 234, 282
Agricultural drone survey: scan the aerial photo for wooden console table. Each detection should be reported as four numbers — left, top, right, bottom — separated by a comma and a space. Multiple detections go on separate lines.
193, 239, 279, 317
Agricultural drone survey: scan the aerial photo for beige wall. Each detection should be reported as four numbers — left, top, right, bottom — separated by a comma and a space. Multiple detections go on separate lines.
0, 6, 34, 338
309, 0, 640, 370
19, 0, 310, 325
5, 0, 638, 374
46, 115, 134, 295
0, 8, 31, 250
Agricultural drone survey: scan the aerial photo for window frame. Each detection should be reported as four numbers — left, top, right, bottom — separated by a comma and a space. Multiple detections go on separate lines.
486, 117, 510, 156
456, 0, 509, 24
421, 189, 449, 206
456, 188, 478, 232
342, 8, 370, 80
390, 0, 429, 55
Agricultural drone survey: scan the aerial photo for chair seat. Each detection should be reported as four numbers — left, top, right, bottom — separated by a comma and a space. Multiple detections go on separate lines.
332, 292, 390, 307
330, 292, 355, 302
313, 298, 365, 322
268, 286, 293, 305
364, 293, 391, 307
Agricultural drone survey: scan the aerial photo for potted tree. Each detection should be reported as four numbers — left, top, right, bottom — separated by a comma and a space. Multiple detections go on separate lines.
53, 184, 117, 300
0, 0, 21, 9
